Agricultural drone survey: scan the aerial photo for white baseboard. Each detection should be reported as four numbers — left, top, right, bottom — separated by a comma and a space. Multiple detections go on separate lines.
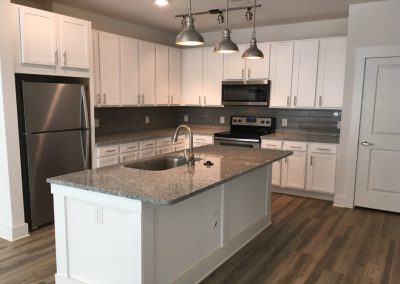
272, 186, 334, 201
55, 274, 87, 284
0, 221, 29, 241
333, 195, 353, 208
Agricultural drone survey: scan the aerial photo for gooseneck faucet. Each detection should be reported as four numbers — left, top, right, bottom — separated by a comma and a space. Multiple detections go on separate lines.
173, 125, 194, 165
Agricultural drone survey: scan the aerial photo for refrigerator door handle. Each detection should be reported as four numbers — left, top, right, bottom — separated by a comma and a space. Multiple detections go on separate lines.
81, 86, 89, 129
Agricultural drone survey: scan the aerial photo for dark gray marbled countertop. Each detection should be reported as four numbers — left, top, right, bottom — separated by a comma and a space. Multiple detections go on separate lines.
95, 125, 229, 146
261, 133, 340, 144
48, 145, 292, 206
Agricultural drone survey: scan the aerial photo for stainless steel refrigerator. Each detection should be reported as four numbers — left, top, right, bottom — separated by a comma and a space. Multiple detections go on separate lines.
18, 79, 90, 229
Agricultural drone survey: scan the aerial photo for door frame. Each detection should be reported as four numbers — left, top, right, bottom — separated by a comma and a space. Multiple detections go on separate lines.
335, 45, 400, 208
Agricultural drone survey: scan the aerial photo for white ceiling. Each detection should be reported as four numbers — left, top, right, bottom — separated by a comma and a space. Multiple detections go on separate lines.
34, 0, 379, 33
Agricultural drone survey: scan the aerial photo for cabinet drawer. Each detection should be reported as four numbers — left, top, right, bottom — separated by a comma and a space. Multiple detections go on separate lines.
173, 134, 186, 144
174, 143, 187, 152
97, 144, 119, 157
97, 155, 119, 167
283, 141, 307, 152
193, 134, 213, 144
157, 137, 172, 147
157, 145, 172, 155
119, 141, 139, 153
309, 143, 337, 154
261, 140, 282, 149
120, 152, 138, 163
140, 139, 157, 150
139, 148, 156, 159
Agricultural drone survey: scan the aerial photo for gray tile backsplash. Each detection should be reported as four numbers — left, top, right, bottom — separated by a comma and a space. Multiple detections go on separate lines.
95, 106, 341, 137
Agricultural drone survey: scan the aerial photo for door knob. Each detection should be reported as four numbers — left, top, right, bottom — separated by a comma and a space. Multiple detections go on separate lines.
361, 141, 373, 146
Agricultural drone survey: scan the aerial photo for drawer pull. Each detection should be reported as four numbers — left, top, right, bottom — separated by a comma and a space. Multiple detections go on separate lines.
290, 146, 302, 149
310, 155, 313, 166
265, 144, 278, 147
127, 146, 137, 149
196, 139, 205, 141
105, 150, 116, 153
317, 148, 331, 151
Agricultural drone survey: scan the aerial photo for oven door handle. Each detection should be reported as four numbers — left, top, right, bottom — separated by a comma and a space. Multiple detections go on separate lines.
214, 137, 260, 143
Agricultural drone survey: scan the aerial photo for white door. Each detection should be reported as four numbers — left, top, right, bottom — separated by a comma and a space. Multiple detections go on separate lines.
355, 57, 400, 213
316, 37, 347, 108
120, 37, 140, 106
98, 32, 120, 106
18, 7, 58, 66
169, 48, 181, 105
181, 48, 203, 105
291, 39, 319, 108
203, 47, 223, 106
269, 42, 294, 107
139, 41, 156, 105
223, 44, 246, 80
281, 153, 306, 189
58, 15, 90, 69
306, 154, 336, 194
246, 42, 270, 80
155, 44, 169, 105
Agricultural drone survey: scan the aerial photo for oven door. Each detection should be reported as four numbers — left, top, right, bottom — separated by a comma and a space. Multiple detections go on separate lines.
214, 137, 260, 148
222, 80, 270, 106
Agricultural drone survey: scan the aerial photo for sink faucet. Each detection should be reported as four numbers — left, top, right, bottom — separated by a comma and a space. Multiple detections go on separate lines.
173, 125, 194, 165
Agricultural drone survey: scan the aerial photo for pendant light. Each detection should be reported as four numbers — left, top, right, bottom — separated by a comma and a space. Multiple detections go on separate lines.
214, 0, 239, 54
176, 0, 204, 46
242, 0, 264, 59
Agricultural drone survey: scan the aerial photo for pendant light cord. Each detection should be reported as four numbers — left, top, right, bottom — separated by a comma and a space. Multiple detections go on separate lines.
253, 0, 256, 37
226, 0, 229, 30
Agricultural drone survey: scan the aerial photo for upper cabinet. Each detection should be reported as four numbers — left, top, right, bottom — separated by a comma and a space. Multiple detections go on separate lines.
139, 41, 156, 106
203, 47, 223, 106
120, 36, 140, 106
269, 41, 294, 108
223, 44, 247, 80
169, 47, 181, 106
181, 48, 203, 105
245, 42, 270, 80
16, 6, 90, 72
316, 37, 347, 109
156, 44, 169, 105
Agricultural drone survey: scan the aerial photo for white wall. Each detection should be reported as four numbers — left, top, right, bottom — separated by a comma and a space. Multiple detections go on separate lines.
201, 18, 348, 46
335, 0, 400, 207
0, 0, 29, 241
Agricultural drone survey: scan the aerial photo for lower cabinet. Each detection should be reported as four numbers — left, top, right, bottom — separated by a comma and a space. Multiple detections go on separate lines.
193, 134, 214, 148
261, 140, 282, 186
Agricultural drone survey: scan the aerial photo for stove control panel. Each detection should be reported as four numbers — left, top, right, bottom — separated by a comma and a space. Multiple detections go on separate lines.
231, 116, 273, 127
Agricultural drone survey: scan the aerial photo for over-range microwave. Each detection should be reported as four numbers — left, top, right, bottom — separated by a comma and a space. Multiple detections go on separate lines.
222, 79, 271, 106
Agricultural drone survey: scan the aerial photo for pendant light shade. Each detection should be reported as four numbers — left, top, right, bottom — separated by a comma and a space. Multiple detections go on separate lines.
243, 0, 264, 59
214, 0, 238, 54
176, 0, 204, 46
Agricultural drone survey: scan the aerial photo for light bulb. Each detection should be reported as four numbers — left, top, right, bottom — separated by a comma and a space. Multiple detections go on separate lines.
155, 0, 170, 7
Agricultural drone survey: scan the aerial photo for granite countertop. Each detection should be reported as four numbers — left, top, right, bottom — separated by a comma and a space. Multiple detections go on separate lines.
95, 125, 229, 146
261, 133, 340, 144
48, 145, 292, 206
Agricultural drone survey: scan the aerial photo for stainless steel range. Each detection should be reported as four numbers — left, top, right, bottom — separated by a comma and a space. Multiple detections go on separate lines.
214, 116, 276, 148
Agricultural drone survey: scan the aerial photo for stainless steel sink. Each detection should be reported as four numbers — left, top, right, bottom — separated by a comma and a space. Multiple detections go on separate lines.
124, 156, 200, 171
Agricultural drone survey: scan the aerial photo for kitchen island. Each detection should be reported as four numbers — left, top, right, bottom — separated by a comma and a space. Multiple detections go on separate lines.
48, 145, 292, 284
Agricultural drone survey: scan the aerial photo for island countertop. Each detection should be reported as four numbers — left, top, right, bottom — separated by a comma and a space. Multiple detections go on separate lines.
48, 145, 292, 205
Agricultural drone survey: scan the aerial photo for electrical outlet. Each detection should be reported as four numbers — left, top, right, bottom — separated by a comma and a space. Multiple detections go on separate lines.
337, 121, 341, 129
145, 116, 150, 124
282, 118, 288, 127
219, 116, 225, 124
184, 115, 189, 122
94, 206, 103, 224
95, 119, 99, 128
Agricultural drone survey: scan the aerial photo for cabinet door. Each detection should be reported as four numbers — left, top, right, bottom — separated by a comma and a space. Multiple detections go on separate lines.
155, 44, 169, 105
246, 42, 270, 80
58, 15, 90, 69
269, 42, 294, 107
169, 48, 181, 105
307, 154, 336, 194
92, 31, 101, 106
98, 32, 120, 105
292, 39, 319, 108
223, 44, 246, 80
97, 156, 119, 168
316, 37, 347, 108
181, 48, 203, 105
18, 7, 58, 66
281, 152, 306, 189
272, 161, 282, 186
203, 47, 223, 106
120, 37, 140, 105
139, 41, 156, 105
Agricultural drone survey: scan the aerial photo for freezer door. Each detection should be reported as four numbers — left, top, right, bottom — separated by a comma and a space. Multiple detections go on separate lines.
25, 130, 89, 228
22, 82, 88, 132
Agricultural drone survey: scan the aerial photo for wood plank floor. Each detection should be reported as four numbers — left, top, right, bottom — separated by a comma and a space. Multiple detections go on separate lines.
1, 193, 400, 284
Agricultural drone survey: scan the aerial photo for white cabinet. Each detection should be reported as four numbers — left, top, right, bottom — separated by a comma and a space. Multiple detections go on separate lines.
98, 32, 121, 106
156, 44, 169, 105
223, 44, 247, 80
306, 143, 337, 194
17, 6, 90, 70
291, 39, 319, 108
169, 47, 181, 105
270, 41, 294, 107
193, 134, 214, 148
139, 41, 156, 105
245, 42, 271, 80
316, 37, 347, 108
120, 37, 140, 106
202, 47, 223, 106
92, 31, 101, 106
181, 48, 203, 105
281, 141, 307, 189
261, 140, 282, 186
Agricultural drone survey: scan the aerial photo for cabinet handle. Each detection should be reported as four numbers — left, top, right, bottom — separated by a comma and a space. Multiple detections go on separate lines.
242, 69, 245, 79
127, 146, 137, 149
54, 50, 59, 65
97, 93, 101, 104
63, 52, 67, 66
310, 155, 313, 166
290, 146, 302, 149
142, 94, 144, 104
199, 96, 201, 105
103, 94, 106, 104
137, 94, 140, 105
287, 96, 290, 106
248, 69, 251, 79
319, 96, 323, 106
294, 96, 297, 106
317, 148, 330, 151
204, 96, 206, 105
167, 95, 170, 104
171, 96, 174, 104
105, 150, 116, 153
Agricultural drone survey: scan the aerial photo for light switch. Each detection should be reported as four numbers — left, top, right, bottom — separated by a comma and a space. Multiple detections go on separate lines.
219, 116, 225, 124
184, 115, 189, 122
282, 118, 288, 127
94, 206, 103, 224
95, 119, 99, 128
145, 116, 150, 124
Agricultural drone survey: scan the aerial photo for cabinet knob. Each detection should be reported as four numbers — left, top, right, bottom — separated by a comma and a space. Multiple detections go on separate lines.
361, 141, 373, 147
